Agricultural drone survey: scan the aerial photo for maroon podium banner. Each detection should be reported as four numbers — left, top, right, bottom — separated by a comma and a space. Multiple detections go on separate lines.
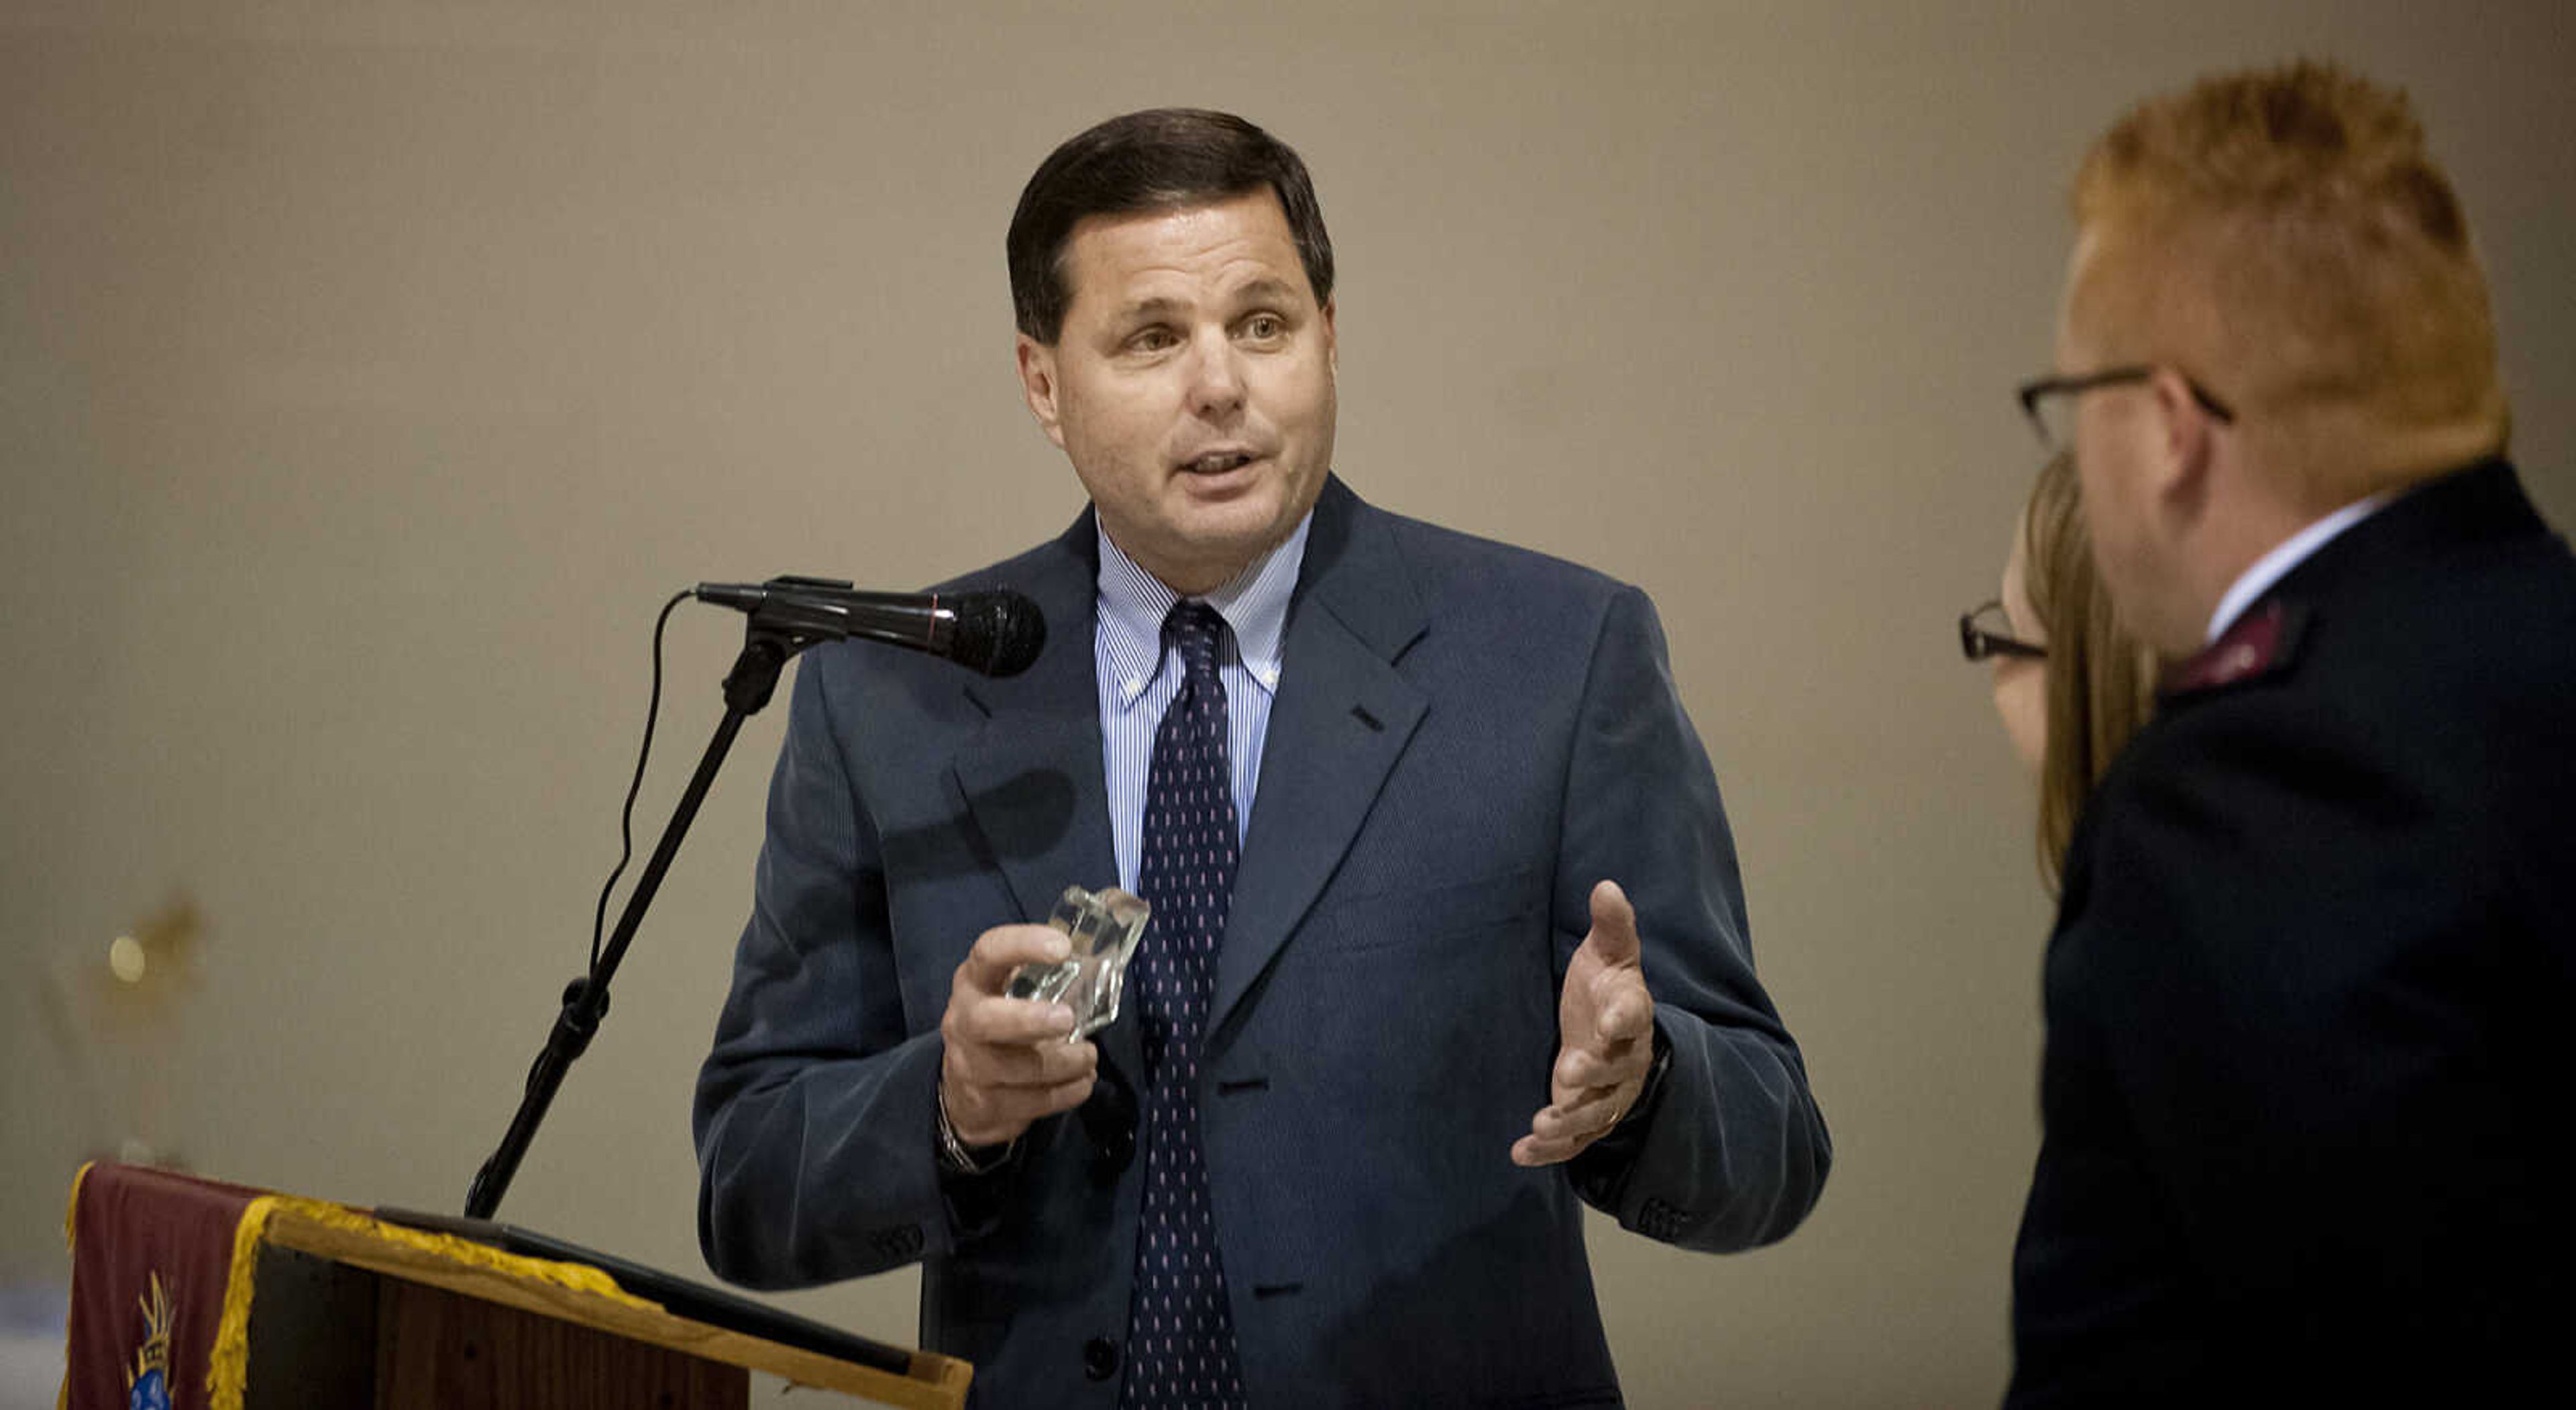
61, 1163, 267, 1410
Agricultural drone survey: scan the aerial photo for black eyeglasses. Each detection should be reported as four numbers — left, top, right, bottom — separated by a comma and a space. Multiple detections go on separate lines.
1960, 600, 2045, 662
2016, 366, 2236, 451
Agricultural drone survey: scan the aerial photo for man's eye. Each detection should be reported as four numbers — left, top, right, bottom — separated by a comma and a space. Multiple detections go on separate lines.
1128, 327, 1177, 352
1242, 315, 1284, 340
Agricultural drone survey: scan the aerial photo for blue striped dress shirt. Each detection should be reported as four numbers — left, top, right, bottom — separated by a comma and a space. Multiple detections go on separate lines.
1094, 513, 1312, 892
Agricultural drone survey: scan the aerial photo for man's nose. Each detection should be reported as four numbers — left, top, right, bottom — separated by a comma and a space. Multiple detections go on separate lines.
1185, 332, 1246, 417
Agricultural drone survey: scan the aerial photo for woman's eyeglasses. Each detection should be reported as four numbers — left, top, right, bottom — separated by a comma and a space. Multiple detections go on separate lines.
1960, 600, 2045, 661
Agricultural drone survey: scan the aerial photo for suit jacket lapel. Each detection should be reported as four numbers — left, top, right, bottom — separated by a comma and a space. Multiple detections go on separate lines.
1212, 479, 1429, 1039
951, 512, 1117, 931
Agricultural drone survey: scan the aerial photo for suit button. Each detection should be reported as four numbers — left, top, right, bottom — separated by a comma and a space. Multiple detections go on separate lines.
1083, 1336, 1119, 1380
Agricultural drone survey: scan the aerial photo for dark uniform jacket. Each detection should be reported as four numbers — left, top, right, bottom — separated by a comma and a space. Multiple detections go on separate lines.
2008, 458, 2576, 1406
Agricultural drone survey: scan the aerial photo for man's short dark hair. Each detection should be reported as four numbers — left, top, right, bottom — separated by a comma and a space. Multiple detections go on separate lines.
1007, 108, 1335, 343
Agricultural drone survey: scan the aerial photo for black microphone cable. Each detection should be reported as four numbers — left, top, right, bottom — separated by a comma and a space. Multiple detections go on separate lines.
592, 589, 693, 973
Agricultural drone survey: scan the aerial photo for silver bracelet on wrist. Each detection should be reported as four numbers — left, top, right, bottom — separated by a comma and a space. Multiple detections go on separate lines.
936, 1084, 1014, 1176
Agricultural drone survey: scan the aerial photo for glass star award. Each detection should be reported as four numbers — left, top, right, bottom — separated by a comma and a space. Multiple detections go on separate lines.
1005, 885, 1150, 1041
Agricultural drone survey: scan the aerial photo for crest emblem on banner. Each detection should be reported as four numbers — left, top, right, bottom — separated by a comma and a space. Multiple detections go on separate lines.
125, 1272, 174, 1410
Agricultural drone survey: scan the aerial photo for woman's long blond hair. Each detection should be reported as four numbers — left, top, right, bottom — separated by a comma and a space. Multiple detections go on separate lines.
2022, 451, 2160, 893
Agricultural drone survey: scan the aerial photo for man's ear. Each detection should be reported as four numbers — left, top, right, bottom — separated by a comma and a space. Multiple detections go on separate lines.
2146, 365, 2220, 530
1320, 297, 1337, 377
1016, 334, 1067, 449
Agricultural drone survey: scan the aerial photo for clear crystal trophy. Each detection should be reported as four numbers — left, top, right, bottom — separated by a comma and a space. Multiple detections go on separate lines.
1006, 885, 1150, 1040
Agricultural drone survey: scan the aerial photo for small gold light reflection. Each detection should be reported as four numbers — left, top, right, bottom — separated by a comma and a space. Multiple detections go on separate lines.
108, 934, 149, 985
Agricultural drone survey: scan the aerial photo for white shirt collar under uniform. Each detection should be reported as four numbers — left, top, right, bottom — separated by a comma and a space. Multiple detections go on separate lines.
2204, 493, 2391, 644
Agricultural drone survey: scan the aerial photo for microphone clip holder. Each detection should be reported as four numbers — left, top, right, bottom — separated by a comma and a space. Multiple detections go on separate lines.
722, 589, 850, 714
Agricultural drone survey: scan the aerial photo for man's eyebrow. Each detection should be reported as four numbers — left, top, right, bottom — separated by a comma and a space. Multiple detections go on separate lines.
1106, 280, 1303, 325
1110, 295, 1187, 323
1232, 276, 1301, 305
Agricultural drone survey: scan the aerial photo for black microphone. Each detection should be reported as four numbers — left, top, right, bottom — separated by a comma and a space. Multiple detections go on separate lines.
694, 577, 1046, 677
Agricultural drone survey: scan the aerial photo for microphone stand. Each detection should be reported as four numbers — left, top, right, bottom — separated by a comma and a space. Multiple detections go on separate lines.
464, 607, 833, 1220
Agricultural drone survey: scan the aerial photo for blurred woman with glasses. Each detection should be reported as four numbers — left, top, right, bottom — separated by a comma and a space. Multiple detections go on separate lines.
1963, 451, 2160, 893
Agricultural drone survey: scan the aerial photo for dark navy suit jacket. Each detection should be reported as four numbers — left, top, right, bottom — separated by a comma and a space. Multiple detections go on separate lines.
695, 478, 1830, 1407
2008, 460, 2576, 1406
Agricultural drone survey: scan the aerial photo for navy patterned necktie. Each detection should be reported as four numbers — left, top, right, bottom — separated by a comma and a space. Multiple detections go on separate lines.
1120, 600, 1248, 1409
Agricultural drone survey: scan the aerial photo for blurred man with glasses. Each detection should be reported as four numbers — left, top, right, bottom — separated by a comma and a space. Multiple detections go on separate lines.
2006, 61, 2576, 1405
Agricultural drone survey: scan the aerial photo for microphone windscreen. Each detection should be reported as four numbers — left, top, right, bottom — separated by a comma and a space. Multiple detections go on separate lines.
950, 590, 1046, 677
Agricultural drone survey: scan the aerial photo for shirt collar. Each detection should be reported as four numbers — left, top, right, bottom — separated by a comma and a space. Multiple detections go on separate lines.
1096, 512, 1312, 710
2205, 492, 2392, 644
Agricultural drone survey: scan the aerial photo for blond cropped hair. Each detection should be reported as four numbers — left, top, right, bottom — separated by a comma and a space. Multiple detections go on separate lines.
2070, 61, 2507, 504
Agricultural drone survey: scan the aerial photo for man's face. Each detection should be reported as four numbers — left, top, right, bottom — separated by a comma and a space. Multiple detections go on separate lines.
2055, 228, 2177, 655
1016, 189, 1337, 595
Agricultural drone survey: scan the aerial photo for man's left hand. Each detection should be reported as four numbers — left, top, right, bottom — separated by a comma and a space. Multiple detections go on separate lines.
1513, 879, 1656, 1167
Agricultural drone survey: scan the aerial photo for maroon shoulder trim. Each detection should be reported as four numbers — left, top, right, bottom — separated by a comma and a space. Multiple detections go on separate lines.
2160, 600, 2310, 699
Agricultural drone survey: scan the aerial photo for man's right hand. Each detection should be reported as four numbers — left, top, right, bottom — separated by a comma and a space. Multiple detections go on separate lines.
938, 923, 1101, 1148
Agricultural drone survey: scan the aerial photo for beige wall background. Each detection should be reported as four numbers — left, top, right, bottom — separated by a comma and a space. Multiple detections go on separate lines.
4, 2, 2569, 1404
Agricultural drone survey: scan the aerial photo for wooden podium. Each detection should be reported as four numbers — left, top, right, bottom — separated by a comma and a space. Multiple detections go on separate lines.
62, 1163, 971, 1409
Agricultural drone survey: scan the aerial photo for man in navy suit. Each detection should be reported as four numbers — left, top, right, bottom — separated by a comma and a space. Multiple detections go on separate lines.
2008, 63, 2576, 1405
693, 110, 1829, 1406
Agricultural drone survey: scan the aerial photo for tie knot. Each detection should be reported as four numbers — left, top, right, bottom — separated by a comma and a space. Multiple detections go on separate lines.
1163, 600, 1229, 682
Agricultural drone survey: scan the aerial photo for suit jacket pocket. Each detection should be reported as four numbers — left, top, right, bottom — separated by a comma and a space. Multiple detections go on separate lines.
1320, 865, 1546, 953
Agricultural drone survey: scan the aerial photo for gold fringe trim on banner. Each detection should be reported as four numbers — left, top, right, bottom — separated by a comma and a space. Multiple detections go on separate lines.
62, 1161, 93, 1252
205, 1195, 278, 1410
58, 1162, 94, 1410
269, 1197, 651, 1305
